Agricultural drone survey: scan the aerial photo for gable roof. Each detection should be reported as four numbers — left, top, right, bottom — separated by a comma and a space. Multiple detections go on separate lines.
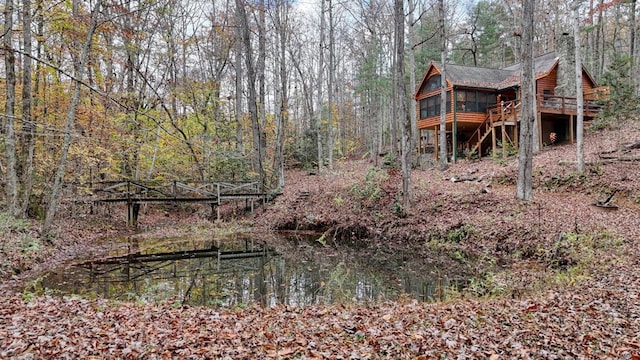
440, 64, 514, 89
416, 52, 561, 96
499, 52, 559, 88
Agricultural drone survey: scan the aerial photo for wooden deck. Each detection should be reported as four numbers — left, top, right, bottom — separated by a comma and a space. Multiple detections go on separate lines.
537, 95, 603, 117
465, 95, 604, 158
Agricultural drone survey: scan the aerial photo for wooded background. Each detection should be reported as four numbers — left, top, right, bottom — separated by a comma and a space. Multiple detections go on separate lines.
1, 0, 638, 222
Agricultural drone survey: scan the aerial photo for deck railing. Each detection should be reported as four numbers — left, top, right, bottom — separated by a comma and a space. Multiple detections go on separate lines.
536, 95, 604, 116
468, 100, 520, 156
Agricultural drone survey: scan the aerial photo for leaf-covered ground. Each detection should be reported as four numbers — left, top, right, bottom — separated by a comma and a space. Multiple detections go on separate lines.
1, 251, 639, 359
1, 118, 640, 359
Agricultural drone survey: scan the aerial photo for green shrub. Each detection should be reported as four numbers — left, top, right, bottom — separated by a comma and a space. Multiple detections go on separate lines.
0, 212, 28, 233
351, 167, 388, 202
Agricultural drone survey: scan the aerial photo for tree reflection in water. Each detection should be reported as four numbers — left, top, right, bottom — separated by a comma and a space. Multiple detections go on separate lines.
39, 234, 463, 307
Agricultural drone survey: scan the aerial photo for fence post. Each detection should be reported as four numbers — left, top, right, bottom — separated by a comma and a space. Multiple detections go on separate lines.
216, 183, 221, 220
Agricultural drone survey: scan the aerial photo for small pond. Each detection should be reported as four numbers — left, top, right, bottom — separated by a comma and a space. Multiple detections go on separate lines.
36, 233, 465, 307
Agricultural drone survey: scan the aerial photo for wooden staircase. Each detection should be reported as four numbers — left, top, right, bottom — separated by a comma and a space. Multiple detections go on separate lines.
468, 100, 521, 158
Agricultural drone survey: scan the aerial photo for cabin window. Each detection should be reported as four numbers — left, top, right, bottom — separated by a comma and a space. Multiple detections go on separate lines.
477, 92, 494, 112
423, 75, 441, 93
420, 98, 429, 119
455, 90, 496, 113
419, 91, 452, 119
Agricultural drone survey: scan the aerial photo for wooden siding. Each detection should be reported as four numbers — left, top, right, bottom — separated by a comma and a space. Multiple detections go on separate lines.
537, 67, 558, 94
582, 72, 595, 92
418, 111, 486, 130
454, 113, 486, 130
419, 113, 455, 129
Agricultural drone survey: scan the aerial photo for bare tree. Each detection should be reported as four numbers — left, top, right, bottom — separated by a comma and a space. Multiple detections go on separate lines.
327, 0, 335, 170
438, 0, 448, 170
408, 0, 418, 157
43, 0, 103, 236
516, 0, 536, 201
235, 16, 244, 154
575, 0, 585, 173
631, 0, 638, 95
317, 0, 326, 173
235, 0, 265, 187
3, 0, 19, 216
273, 0, 289, 190
396, 0, 411, 208
19, 0, 36, 217
258, 0, 267, 130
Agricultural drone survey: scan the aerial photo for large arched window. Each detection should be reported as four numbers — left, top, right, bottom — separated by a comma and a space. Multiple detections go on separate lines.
423, 74, 441, 93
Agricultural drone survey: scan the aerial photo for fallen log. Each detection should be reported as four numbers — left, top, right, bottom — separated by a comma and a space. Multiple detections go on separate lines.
625, 141, 640, 150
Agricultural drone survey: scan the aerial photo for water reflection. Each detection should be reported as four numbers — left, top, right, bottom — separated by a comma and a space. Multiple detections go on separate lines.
39, 234, 462, 307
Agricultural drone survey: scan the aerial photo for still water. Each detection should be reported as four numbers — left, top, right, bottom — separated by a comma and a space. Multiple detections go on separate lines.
38, 233, 462, 307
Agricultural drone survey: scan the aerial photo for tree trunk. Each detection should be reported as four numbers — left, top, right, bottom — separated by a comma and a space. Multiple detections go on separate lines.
258, 0, 266, 130
43, 0, 102, 236
396, 0, 411, 208
274, 0, 288, 190
235, 29, 244, 154
408, 0, 418, 158
575, 0, 585, 173
327, 0, 335, 170
597, 0, 605, 79
316, 0, 326, 173
630, 0, 638, 95
516, 0, 535, 201
235, 0, 264, 188
20, 0, 36, 218
3, 0, 19, 217
438, 0, 448, 170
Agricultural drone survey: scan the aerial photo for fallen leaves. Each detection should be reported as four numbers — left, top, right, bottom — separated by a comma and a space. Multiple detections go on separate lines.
2, 119, 640, 358
1, 279, 639, 359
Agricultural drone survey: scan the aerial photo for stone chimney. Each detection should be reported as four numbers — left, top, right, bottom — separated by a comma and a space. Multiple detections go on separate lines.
554, 32, 576, 97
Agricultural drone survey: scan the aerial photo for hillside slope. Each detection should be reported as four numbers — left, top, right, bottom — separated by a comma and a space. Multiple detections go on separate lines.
1, 118, 639, 358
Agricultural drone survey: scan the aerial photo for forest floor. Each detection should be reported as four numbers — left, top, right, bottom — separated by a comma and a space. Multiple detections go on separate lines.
1, 116, 640, 358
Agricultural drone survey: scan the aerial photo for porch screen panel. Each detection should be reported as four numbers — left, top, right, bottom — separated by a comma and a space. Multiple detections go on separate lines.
420, 98, 429, 119
456, 91, 467, 112
427, 96, 439, 117
420, 91, 452, 118
477, 92, 495, 113
456, 90, 496, 113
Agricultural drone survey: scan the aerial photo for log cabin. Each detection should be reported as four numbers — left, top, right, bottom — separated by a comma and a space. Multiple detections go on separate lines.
414, 36, 609, 161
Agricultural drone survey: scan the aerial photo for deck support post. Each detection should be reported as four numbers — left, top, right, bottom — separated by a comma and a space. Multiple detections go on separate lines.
537, 111, 543, 149
434, 126, 439, 161
502, 123, 507, 158
569, 114, 574, 144
216, 183, 221, 220
127, 201, 140, 227
491, 126, 496, 156
514, 119, 519, 149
